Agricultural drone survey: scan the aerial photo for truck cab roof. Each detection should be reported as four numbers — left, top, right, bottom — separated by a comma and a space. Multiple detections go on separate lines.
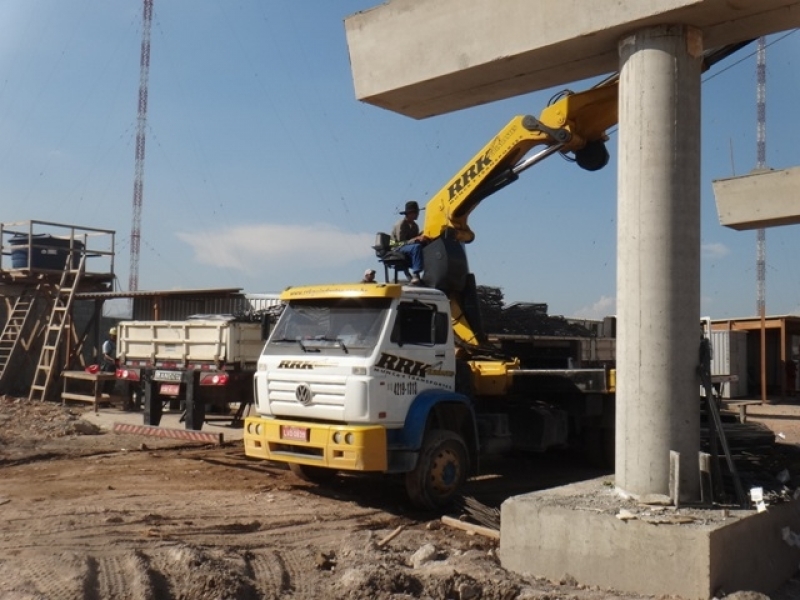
280, 283, 447, 302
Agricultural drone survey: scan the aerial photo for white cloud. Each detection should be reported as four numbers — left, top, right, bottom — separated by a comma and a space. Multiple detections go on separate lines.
702, 242, 730, 259
572, 295, 616, 320
176, 223, 374, 273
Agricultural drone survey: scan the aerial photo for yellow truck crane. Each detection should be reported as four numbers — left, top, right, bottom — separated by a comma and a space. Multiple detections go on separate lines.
243, 80, 621, 510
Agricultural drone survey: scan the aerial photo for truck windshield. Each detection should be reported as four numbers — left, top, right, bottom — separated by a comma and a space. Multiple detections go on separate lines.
263, 298, 391, 356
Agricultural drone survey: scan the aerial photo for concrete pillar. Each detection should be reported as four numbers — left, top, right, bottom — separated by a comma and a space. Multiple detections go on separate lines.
616, 25, 702, 500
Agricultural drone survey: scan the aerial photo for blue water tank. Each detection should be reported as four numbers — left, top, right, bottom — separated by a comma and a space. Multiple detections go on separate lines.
10, 234, 84, 270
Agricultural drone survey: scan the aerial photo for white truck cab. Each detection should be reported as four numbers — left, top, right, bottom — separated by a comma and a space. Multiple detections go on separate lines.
244, 282, 477, 509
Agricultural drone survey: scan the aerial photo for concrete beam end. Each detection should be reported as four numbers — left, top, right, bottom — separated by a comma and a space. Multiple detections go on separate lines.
713, 166, 800, 231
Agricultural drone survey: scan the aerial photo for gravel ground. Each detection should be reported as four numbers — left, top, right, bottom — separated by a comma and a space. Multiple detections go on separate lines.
2, 394, 800, 599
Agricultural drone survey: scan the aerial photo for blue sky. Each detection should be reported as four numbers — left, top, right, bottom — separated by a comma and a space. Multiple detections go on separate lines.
0, 1, 798, 320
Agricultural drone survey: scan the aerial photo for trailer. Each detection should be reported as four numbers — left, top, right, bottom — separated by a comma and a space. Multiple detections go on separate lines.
117, 307, 279, 430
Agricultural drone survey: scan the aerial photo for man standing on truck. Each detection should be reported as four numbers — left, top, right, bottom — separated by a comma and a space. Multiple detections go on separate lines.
391, 200, 428, 285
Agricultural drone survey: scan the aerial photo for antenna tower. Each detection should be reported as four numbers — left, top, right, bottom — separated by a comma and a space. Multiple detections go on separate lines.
129, 0, 153, 292
756, 37, 766, 315
756, 36, 767, 402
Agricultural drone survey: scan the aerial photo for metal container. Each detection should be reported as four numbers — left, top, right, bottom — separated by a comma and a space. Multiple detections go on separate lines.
710, 330, 748, 398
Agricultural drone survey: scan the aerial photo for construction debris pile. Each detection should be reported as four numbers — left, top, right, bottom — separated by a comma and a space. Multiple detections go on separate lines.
477, 286, 596, 337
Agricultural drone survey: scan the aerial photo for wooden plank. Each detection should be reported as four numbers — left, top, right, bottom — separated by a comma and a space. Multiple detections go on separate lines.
441, 515, 500, 540
60, 392, 105, 403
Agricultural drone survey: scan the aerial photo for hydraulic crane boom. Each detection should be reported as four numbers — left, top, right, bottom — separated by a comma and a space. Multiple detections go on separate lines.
420, 36, 755, 247
422, 77, 619, 245
409, 41, 751, 350
418, 78, 619, 349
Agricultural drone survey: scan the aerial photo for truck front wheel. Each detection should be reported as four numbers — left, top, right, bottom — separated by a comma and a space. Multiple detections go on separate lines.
405, 429, 468, 510
288, 463, 338, 484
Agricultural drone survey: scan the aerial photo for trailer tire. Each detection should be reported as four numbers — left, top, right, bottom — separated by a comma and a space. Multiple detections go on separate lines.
288, 463, 338, 484
405, 429, 468, 510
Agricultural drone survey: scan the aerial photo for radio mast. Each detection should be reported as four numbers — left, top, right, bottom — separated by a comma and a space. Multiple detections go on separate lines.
129, 0, 153, 292
756, 36, 767, 401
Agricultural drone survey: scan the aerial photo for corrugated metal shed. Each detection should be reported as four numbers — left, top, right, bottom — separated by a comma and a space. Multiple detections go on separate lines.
711, 315, 800, 401
709, 330, 748, 398
75, 288, 280, 321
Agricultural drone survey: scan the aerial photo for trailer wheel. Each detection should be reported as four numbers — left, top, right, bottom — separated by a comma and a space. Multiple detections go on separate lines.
405, 429, 468, 510
288, 463, 338, 484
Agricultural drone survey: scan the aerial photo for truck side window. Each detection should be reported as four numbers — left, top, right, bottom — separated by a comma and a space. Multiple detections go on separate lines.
434, 312, 449, 344
391, 302, 442, 346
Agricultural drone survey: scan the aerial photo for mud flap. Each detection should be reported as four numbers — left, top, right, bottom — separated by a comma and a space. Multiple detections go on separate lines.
142, 375, 162, 426
184, 372, 204, 431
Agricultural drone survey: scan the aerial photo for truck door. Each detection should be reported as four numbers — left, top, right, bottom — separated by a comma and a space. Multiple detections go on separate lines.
379, 299, 454, 421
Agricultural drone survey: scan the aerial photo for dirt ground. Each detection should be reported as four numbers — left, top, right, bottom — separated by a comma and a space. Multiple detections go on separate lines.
2, 395, 800, 600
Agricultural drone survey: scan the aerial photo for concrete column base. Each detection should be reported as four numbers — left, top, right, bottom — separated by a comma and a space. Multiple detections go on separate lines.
499, 478, 800, 599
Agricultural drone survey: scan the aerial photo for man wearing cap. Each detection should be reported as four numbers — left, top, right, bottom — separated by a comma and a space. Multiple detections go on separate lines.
100, 326, 119, 401
391, 200, 428, 285
101, 327, 117, 373
361, 268, 377, 283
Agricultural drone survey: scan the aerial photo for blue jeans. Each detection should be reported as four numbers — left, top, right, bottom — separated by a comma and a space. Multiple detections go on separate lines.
396, 243, 423, 274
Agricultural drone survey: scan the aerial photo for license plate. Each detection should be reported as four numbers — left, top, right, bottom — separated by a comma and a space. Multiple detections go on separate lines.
154, 370, 182, 382
280, 425, 309, 442
160, 383, 180, 396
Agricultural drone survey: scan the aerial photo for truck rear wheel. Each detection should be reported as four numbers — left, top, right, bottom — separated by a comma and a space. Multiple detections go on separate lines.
405, 429, 468, 510
288, 463, 338, 484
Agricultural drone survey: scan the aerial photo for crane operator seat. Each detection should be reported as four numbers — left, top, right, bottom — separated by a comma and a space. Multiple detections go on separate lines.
372, 232, 411, 283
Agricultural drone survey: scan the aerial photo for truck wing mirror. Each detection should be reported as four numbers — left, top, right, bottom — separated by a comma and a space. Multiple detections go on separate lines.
260, 313, 271, 341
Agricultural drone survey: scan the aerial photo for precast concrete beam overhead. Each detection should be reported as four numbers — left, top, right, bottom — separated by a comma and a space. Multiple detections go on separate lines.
714, 166, 800, 230
345, 0, 800, 118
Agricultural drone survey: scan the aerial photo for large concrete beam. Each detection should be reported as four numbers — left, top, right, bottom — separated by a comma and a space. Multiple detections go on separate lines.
713, 166, 800, 230
345, 0, 800, 118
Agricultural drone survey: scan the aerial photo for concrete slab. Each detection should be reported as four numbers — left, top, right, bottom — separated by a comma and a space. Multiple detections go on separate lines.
345, 0, 800, 118
499, 477, 800, 599
713, 166, 800, 230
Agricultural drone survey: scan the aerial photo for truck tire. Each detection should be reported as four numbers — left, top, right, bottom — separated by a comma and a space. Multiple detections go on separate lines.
405, 429, 468, 510
288, 463, 338, 484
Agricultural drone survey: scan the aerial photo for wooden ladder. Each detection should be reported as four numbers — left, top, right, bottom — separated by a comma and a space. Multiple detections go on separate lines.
28, 254, 86, 402
0, 285, 44, 388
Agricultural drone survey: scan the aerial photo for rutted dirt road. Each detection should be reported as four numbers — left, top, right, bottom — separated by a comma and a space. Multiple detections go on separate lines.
2, 395, 800, 599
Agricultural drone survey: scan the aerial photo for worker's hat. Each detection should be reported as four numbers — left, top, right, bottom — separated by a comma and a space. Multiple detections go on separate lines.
364, 268, 376, 277
109, 327, 117, 336
400, 200, 422, 215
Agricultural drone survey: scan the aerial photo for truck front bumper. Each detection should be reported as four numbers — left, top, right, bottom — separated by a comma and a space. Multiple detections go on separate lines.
243, 416, 388, 472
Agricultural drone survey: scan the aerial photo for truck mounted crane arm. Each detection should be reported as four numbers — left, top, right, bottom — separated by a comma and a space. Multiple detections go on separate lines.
420, 35, 754, 247
396, 41, 752, 350
422, 78, 619, 245
416, 78, 619, 350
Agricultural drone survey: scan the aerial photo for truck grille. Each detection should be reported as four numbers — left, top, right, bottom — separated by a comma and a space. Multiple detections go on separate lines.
266, 375, 347, 409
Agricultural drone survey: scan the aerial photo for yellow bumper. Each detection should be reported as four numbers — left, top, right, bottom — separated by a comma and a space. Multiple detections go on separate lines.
243, 416, 388, 472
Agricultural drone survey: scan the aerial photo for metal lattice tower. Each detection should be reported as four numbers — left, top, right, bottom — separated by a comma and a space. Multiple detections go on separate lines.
129, 0, 153, 292
756, 36, 766, 316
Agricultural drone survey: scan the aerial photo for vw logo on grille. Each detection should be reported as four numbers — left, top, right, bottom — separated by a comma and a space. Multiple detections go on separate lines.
295, 384, 313, 406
